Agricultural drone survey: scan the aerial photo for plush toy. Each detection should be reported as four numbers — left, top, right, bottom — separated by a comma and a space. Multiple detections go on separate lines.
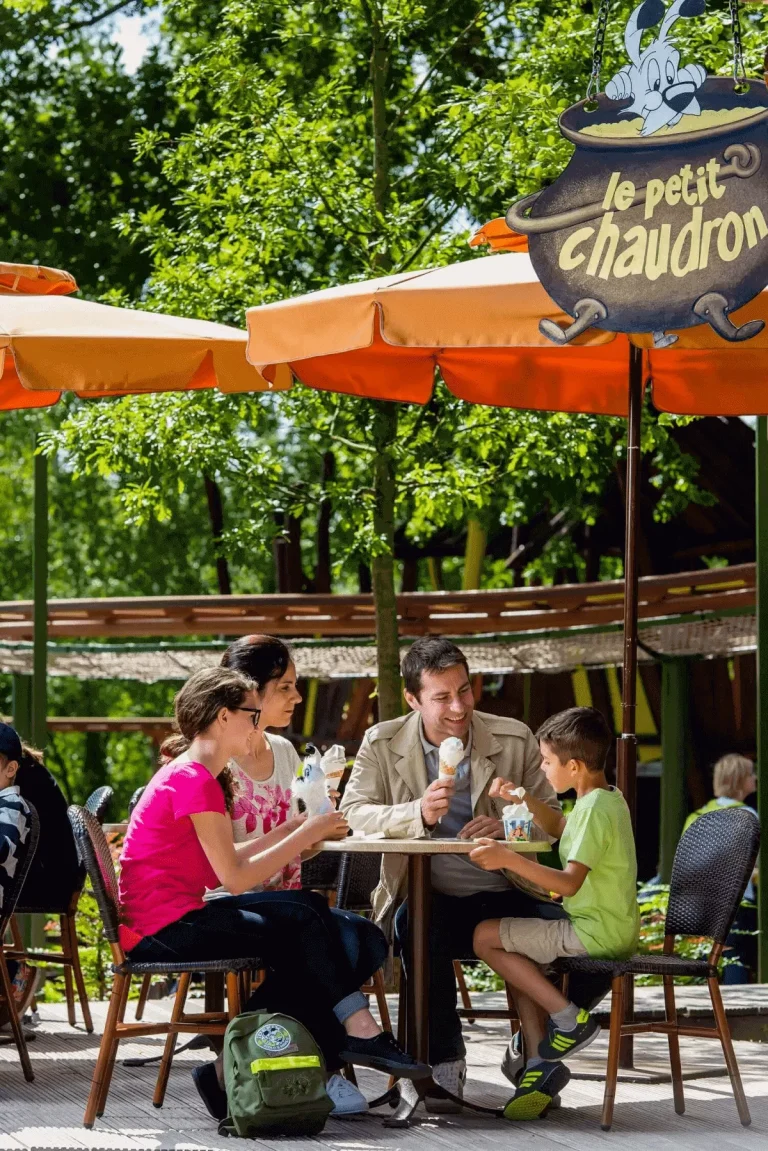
294, 744, 334, 815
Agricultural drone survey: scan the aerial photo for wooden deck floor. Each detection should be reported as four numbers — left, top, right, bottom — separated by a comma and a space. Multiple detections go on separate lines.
0, 988, 766, 1150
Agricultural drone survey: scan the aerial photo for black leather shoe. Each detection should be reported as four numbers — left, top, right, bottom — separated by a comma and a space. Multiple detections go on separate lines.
192, 1062, 228, 1120
339, 1031, 431, 1080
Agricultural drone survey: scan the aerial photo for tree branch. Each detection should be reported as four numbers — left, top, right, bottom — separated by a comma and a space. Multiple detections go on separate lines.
396, 203, 459, 272
388, 6, 489, 136
271, 123, 372, 244
59, 0, 137, 33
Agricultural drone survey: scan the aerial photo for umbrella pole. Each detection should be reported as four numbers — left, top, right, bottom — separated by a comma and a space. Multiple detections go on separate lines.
756, 416, 768, 981
617, 344, 642, 820
617, 343, 643, 1070
32, 440, 48, 750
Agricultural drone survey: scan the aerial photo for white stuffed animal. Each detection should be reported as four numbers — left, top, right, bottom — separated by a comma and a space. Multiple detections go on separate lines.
606, 0, 707, 136
294, 743, 334, 816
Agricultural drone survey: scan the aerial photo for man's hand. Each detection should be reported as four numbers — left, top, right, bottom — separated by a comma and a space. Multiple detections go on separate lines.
458, 816, 504, 840
469, 838, 516, 872
421, 778, 455, 827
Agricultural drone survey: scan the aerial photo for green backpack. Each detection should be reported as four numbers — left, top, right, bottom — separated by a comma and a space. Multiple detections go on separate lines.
219, 1011, 333, 1138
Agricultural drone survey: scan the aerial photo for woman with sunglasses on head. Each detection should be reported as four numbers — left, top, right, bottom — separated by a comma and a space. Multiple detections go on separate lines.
120, 666, 427, 1123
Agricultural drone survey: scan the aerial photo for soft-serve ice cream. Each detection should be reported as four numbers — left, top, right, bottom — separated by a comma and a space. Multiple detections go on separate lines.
438, 736, 465, 780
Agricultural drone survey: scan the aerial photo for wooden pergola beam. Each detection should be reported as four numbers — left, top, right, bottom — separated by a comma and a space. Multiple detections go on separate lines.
0, 562, 755, 642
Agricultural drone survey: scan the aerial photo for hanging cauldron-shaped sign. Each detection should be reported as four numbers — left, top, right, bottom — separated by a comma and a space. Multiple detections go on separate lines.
508, 0, 768, 346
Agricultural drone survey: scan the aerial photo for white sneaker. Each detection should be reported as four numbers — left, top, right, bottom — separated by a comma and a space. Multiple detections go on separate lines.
326, 1073, 369, 1117
427, 1058, 466, 1114
501, 1033, 524, 1085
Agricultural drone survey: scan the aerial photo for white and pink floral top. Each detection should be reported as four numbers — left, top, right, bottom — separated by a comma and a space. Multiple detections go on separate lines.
219, 733, 303, 893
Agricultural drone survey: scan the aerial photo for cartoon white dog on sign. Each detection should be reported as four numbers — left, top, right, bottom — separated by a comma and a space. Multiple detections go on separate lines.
606, 0, 707, 136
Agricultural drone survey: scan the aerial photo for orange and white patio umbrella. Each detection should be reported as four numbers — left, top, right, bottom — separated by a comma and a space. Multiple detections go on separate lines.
0, 262, 272, 412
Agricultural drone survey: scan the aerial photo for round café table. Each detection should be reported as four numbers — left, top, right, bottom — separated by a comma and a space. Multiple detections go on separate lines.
316, 834, 549, 1126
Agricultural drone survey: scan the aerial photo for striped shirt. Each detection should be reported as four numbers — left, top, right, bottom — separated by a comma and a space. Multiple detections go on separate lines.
0, 786, 31, 911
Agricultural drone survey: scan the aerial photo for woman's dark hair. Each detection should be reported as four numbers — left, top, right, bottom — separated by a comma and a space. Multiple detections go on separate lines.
159, 666, 255, 812
221, 635, 292, 690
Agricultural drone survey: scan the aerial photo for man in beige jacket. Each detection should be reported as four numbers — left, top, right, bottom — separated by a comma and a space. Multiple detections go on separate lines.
341, 637, 563, 1102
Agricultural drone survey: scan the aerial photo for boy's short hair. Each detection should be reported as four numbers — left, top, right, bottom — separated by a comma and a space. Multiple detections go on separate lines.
536, 707, 613, 773
401, 637, 469, 699
713, 753, 754, 798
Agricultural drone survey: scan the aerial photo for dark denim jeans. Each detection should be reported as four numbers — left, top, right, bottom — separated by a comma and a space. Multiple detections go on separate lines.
395, 887, 567, 1064
128, 888, 388, 1071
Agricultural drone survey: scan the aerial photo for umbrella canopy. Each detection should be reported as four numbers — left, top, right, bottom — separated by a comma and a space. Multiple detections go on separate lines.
245, 248, 768, 418
0, 261, 78, 411
0, 272, 278, 413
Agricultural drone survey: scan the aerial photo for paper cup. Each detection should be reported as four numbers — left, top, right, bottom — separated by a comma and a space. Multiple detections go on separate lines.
503, 813, 533, 842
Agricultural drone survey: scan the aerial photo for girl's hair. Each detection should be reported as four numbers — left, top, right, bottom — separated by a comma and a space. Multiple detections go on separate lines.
221, 635, 291, 691
159, 666, 255, 812
713, 753, 755, 799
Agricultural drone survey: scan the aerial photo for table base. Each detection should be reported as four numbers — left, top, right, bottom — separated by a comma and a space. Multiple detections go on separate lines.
369, 1078, 502, 1126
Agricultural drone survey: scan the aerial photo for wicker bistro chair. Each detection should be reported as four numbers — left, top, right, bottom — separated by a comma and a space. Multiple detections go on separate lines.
11, 785, 113, 1034
301, 849, 344, 895
67, 804, 260, 1129
0, 803, 40, 1082
127, 786, 145, 818
555, 806, 760, 1132
126, 786, 163, 1023
84, 786, 114, 823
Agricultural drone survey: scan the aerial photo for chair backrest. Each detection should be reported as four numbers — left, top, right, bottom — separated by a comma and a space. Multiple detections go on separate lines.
84, 785, 114, 825
128, 785, 145, 818
666, 806, 760, 943
67, 804, 121, 944
336, 851, 383, 912
300, 850, 342, 892
0, 802, 40, 939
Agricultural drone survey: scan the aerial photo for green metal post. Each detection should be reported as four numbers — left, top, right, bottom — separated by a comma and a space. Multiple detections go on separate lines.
659, 657, 690, 884
32, 442, 48, 749
11, 674, 33, 740
756, 415, 768, 981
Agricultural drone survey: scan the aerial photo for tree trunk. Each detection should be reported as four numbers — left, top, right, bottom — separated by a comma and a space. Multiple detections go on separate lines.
314, 450, 334, 594
462, 517, 487, 590
273, 512, 305, 593
371, 400, 401, 720
366, 10, 400, 719
203, 474, 232, 595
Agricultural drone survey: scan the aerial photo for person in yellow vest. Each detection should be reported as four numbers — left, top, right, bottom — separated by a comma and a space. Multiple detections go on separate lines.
683, 753, 758, 984
682, 753, 757, 834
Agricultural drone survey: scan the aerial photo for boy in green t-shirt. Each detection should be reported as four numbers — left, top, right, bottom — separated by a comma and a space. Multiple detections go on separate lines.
469, 706, 639, 1121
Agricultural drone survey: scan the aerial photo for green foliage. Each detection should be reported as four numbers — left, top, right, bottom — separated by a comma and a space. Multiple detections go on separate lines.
47, 0, 723, 593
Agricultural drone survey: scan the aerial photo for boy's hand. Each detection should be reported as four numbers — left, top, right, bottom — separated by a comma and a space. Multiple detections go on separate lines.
469, 838, 515, 872
458, 816, 504, 840
489, 777, 526, 803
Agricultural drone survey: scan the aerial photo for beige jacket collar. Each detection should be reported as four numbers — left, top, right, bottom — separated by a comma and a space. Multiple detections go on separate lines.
388, 710, 503, 812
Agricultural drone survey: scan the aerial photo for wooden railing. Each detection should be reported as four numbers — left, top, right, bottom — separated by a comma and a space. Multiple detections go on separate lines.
0, 563, 754, 642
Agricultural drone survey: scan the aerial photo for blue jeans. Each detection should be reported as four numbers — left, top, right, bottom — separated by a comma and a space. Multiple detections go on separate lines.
395, 887, 567, 1064
129, 888, 388, 1071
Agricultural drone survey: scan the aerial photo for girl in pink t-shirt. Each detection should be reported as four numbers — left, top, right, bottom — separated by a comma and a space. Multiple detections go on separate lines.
120, 665, 427, 1123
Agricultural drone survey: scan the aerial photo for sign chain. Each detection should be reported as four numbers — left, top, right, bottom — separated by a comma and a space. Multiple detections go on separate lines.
728, 0, 747, 87
586, 0, 612, 102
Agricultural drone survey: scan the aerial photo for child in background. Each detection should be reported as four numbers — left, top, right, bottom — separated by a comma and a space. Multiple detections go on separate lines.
0, 724, 39, 1027
470, 707, 639, 1121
